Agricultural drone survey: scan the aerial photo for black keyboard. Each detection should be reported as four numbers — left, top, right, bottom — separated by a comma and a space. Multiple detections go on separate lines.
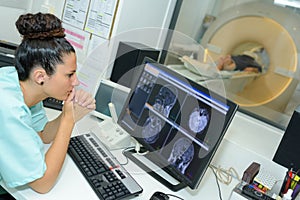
68, 133, 143, 200
43, 97, 63, 110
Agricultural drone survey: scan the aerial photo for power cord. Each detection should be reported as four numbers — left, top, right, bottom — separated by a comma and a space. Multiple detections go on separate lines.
165, 193, 185, 200
209, 164, 241, 185
120, 146, 135, 166
134, 141, 149, 156
210, 166, 223, 200
120, 141, 150, 166
209, 164, 241, 200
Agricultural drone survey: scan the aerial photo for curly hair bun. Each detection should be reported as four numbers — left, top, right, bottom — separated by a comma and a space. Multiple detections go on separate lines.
15, 12, 65, 40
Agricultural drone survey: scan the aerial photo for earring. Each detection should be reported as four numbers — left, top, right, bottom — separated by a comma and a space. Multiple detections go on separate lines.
40, 81, 44, 85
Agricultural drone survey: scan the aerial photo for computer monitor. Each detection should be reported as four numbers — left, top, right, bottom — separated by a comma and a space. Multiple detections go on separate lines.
273, 105, 300, 171
117, 58, 238, 190
91, 79, 131, 120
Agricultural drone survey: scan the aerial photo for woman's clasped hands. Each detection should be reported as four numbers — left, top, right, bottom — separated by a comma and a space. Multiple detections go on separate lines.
63, 89, 96, 122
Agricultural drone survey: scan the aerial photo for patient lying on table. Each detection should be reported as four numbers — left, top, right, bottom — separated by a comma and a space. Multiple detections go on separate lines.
217, 54, 262, 73
180, 47, 266, 77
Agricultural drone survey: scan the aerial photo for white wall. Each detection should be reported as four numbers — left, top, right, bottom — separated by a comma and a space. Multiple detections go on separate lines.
0, 7, 24, 44
0, 0, 64, 44
174, 0, 215, 41
173, 0, 262, 42
110, 0, 177, 50
30, 0, 65, 18
0, 0, 34, 44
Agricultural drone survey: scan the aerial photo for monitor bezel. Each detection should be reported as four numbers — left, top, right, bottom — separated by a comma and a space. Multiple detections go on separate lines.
117, 57, 238, 190
91, 79, 131, 120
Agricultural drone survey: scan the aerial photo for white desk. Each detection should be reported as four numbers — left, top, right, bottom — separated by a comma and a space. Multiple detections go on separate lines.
1, 108, 291, 200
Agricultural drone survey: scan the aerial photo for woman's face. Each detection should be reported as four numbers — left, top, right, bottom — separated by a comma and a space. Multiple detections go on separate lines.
44, 52, 79, 100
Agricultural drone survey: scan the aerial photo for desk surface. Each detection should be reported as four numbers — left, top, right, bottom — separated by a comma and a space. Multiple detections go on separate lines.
1, 108, 291, 200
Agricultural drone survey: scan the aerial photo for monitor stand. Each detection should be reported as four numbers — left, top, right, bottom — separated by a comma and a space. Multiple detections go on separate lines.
124, 148, 187, 192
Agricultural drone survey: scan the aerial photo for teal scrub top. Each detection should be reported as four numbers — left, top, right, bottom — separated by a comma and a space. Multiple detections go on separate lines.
0, 67, 48, 188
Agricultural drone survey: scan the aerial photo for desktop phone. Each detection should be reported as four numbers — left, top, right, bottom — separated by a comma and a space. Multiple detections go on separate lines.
90, 79, 132, 150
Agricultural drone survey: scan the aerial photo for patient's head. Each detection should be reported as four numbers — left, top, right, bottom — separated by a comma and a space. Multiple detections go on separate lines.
217, 53, 262, 73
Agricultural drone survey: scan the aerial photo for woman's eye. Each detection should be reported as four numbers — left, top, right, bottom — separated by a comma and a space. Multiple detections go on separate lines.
68, 73, 74, 78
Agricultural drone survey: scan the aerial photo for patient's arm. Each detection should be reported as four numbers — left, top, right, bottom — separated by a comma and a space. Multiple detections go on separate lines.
243, 67, 260, 73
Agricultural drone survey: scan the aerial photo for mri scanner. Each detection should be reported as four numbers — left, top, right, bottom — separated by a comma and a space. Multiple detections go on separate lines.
198, 1, 300, 115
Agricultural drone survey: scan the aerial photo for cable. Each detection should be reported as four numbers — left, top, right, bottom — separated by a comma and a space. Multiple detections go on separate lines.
120, 142, 150, 165
209, 165, 223, 200
120, 146, 135, 166
166, 193, 185, 200
209, 164, 241, 200
209, 164, 241, 185
134, 140, 149, 156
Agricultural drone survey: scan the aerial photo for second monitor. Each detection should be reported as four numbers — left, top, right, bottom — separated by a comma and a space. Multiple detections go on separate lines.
110, 41, 160, 88
92, 79, 131, 121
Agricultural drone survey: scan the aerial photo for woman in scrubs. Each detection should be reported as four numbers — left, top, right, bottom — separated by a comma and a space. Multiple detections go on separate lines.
0, 12, 96, 194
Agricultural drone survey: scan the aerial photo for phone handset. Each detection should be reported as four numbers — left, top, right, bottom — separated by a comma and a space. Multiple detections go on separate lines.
108, 102, 118, 124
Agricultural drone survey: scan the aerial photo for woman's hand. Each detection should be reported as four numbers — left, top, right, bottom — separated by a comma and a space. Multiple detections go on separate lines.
61, 88, 76, 121
73, 89, 96, 122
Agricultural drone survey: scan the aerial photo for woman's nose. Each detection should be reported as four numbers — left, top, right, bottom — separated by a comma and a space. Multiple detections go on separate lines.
73, 74, 80, 86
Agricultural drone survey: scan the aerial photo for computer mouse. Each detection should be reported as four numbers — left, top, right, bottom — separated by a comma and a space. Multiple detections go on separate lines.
149, 191, 169, 200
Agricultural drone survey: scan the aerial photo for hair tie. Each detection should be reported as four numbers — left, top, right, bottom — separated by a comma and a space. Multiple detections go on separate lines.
23, 28, 65, 40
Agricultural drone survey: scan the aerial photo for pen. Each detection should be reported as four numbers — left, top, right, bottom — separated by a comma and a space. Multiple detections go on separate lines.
283, 169, 293, 194
280, 172, 289, 195
292, 183, 300, 199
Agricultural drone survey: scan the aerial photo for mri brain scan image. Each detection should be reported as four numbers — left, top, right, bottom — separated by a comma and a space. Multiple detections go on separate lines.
188, 107, 210, 133
153, 84, 178, 117
142, 115, 162, 144
168, 138, 194, 174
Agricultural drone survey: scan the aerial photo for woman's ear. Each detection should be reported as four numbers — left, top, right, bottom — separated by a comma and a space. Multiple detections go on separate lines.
33, 68, 47, 85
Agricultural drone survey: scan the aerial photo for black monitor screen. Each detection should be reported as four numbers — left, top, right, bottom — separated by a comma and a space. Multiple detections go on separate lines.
273, 106, 300, 171
92, 79, 130, 120
118, 59, 238, 189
